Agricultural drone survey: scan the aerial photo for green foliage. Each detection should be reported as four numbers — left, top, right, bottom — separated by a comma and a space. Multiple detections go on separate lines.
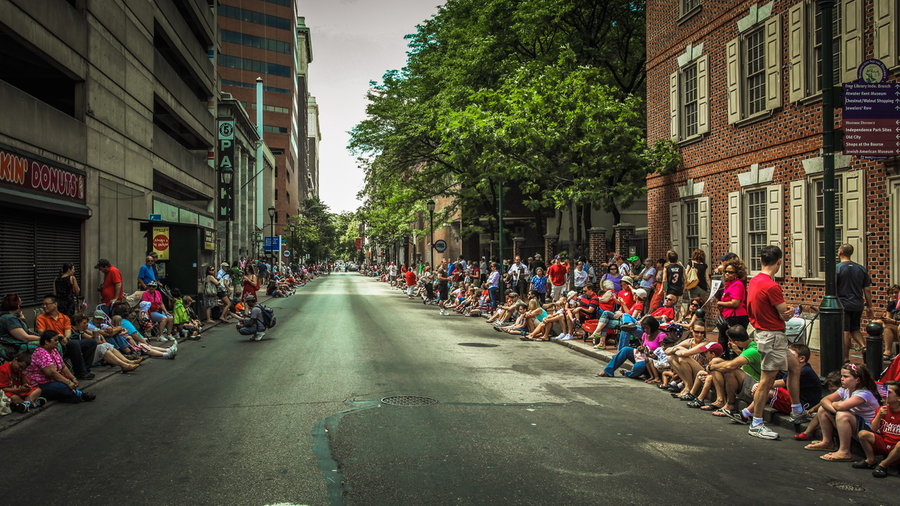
349, 0, 678, 237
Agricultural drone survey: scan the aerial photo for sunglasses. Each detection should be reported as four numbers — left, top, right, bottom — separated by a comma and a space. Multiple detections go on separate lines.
724, 270, 736, 274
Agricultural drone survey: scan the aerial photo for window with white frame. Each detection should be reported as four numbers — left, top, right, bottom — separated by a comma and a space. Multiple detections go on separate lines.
788, 0, 862, 102
789, 168, 865, 279
669, 194, 710, 261
727, 4, 781, 124
679, 0, 701, 20
813, 177, 843, 275
746, 189, 769, 272
728, 181, 783, 275
670, 47, 708, 143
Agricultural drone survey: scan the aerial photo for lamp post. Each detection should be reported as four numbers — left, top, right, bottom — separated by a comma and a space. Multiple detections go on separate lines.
817, 0, 843, 376
427, 199, 436, 268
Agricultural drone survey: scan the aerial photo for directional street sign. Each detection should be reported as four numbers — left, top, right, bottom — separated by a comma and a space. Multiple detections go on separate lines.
263, 236, 280, 251
843, 82, 900, 158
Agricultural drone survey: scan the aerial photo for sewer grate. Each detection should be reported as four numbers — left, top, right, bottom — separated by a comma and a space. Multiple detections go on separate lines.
381, 395, 439, 406
826, 480, 865, 492
457, 342, 499, 347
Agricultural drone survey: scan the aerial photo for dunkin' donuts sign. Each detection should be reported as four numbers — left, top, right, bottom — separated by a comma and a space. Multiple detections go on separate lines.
0, 146, 86, 203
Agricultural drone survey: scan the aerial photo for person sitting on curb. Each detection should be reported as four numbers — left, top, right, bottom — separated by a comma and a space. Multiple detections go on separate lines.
108, 305, 177, 359
803, 362, 882, 462
35, 295, 97, 381
854, 380, 900, 478
0, 351, 44, 412
793, 371, 842, 442
596, 316, 663, 378
171, 290, 202, 339
665, 323, 715, 398
70, 315, 140, 373
236, 296, 266, 341
25, 331, 95, 403
705, 325, 761, 419
734, 343, 823, 425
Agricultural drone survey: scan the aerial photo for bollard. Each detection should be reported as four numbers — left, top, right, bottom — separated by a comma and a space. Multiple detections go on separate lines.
865, 322, 884, 380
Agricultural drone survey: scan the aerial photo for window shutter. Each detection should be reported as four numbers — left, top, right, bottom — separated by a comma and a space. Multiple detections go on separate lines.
698, 195, 711, 256
766, 184, 784, 276
670, 71, 679, 141
670, 201, 683, 257
726, 38, 740, 124
788, 2, 806, 102
728, 191, 742, 256
874, 0, 898, 70
765, 13, 782, 110
789, 180, 808, 278
842, 169, 865, 266
696, 55, 709, 135
841, 0, 864, 83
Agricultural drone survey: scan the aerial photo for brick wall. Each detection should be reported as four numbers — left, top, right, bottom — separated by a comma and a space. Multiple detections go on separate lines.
647, 0, 897, 317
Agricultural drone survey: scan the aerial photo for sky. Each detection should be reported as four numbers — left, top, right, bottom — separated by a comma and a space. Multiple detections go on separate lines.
299, 0, 445, 213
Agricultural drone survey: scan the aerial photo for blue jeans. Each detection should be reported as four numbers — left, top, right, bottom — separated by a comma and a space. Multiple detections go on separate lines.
617, 315, 639, 351
38, 382, 80, 402
602, 347, 647, 378
105, 335, 131, 352
488, 287, 499, 310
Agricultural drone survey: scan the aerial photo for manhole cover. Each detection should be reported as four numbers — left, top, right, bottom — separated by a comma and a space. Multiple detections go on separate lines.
381, 395, 439, 406
826, 480, 865, 492
457, 343, 499, 347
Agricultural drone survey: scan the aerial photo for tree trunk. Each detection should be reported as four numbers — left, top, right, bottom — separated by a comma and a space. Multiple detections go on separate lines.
575, 204, 583, 257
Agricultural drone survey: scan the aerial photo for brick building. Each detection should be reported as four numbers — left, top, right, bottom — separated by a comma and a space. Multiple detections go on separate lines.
647, 0, 900, 348
217, 0, 314, 235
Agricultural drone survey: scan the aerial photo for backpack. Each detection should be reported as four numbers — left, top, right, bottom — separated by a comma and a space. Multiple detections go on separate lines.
258, 305, 277, 328
684, 264, 699, 290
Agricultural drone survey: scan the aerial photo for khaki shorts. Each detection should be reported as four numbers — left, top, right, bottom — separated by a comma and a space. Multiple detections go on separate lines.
756, 330, 789, 372
738, 371, 756, 403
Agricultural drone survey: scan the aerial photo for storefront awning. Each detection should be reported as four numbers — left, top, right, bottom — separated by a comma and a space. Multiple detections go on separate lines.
0, 186, 91, 218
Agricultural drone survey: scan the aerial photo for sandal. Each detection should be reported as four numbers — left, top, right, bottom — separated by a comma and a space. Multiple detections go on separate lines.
803, 441, 835, 451
792, 433, 812, 441
687, 399, 706, 409
679, 393, 697, 402
872, 465, 888, 478
852, 460, 876, 469
700, 403, 723, 411
820, 452, 854, 462
710, 407, 733, 417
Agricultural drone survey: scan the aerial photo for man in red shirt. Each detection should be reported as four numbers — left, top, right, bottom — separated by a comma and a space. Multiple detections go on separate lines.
97, 258, 124, 314
745, 245, 803, 440
404, 268, 417, 298
649, 294, 677, 321
547, 258, 568, 302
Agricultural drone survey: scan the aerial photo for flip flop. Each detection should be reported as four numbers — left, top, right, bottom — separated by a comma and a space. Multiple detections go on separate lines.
804, 441, 835, 451
710, 407, 733, 417
820, 453, 854, 462
700, 403, 723, 411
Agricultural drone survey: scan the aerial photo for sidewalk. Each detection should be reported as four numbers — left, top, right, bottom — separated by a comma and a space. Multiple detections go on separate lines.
0, 288, 279, 433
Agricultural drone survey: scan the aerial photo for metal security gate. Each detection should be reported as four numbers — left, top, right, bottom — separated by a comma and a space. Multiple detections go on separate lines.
0, 207, 82, 306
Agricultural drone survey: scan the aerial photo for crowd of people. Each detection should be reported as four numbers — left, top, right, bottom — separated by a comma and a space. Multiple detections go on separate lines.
1, 255, 327, 414
370, 243, 899, 479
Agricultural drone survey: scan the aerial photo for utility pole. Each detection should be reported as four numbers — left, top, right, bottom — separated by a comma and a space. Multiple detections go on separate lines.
498, 180, 504, 262
818, 0, 843, 376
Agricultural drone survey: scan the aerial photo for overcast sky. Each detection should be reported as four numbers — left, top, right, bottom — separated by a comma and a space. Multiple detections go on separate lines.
299, 0, 445, 213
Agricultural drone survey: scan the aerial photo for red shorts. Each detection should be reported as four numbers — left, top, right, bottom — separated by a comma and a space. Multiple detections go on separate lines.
873, 434, 897, 456
4, 387, 39, 399
770, 387, 791, 414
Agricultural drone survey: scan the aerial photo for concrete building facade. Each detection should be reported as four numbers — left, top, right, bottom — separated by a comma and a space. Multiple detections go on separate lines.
0, 0, 219, 306
646, 0, 900, 349
306, 95, 320, 199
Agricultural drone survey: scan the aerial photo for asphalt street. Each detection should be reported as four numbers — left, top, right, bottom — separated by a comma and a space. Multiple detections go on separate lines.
1, 273, 896, 505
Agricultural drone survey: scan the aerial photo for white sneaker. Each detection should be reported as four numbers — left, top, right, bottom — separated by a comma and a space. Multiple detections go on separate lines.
748, 423, 780, 440
253, 332, 265, 341
157, 335, 169, 342
164, 349, 175, 359
561, 334, 574, 341
554, 333, 566, 340
169, 341, 178, 353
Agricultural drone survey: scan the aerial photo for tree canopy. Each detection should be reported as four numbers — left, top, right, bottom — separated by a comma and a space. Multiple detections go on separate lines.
349, 0, 679, 245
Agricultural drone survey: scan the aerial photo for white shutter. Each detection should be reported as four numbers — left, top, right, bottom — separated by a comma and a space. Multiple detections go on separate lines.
842, 169, 865, 266
670, 71, 679, 141
788, 2, 806, 102
874, 0, 898, 70
766, 184, 784, 277
789, 180, 808, 278
841, 0, 863, 83
698, 195, 711, 257
765, 13, 782, 110
696, 55, 709, 135
670, 201, 683, 258
728, 191, 742, 255
726, 38, 741, 123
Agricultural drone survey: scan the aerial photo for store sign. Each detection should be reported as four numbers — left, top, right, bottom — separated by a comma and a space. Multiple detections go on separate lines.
217, 119, 235, 221
152, 227, 170, 260
0, 145, 86, 203
203, 229, 216, 251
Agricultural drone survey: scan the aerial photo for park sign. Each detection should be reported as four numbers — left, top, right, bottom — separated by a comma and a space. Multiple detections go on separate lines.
842, 59, 900, 158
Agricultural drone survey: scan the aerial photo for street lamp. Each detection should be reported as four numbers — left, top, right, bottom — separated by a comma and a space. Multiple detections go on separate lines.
427, 199, 436, 268
817, 0, 842, 376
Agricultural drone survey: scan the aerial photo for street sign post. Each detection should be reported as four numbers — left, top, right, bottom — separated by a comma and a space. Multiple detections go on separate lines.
263, 236, 280, 252
843, 76, 900, 158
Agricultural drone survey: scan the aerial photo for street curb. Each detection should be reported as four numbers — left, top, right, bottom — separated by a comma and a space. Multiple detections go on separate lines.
551, 338, 613, 364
